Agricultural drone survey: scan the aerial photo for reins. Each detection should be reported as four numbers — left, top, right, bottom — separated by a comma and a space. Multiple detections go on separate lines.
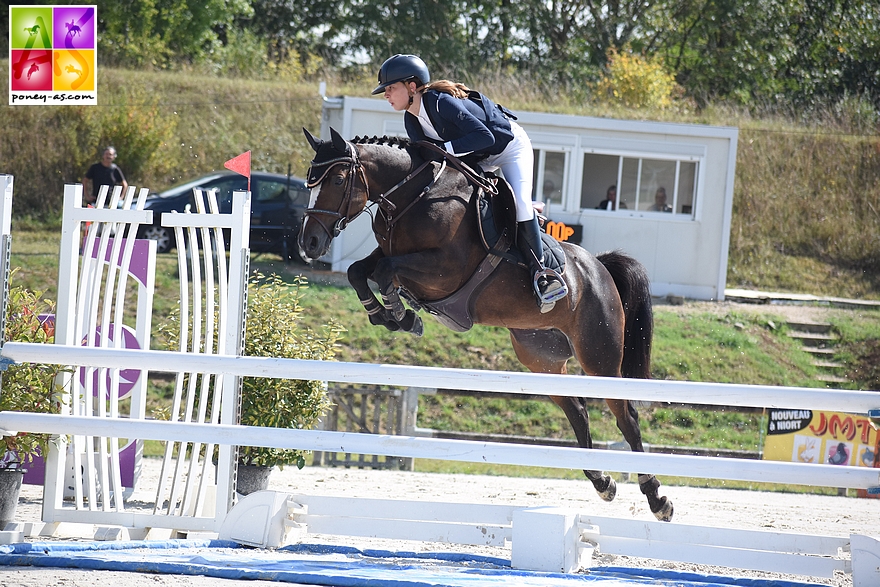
414, 141, 498, 196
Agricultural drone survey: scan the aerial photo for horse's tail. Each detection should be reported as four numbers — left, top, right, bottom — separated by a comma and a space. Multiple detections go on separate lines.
597, 250, 653, 379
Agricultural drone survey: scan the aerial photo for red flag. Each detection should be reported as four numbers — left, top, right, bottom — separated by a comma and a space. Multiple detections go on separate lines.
224, 151, 251, 192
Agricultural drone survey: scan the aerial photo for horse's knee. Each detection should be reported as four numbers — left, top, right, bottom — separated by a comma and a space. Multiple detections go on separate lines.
347, 259, 370, 287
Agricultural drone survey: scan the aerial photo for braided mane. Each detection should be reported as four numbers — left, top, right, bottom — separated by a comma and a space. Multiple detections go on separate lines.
351, 135, 411, 150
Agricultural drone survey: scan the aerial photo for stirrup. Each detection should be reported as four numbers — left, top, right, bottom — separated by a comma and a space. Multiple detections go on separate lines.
533, 268, 568, 305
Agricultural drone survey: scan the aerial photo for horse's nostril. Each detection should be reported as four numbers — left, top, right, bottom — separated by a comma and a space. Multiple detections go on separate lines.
306, 235, 319, 253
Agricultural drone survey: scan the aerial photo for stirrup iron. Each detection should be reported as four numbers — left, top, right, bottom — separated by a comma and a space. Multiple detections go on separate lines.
533, 268, 568, 305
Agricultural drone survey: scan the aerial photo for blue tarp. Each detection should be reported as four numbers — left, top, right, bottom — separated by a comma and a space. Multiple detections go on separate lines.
0, 540, 824, 587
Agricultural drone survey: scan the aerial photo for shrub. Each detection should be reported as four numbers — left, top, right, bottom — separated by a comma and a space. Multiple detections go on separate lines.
595, 47, 679, 110
0, 280, 66, 467
158, 272, 344, 469
238, 273, 344, 469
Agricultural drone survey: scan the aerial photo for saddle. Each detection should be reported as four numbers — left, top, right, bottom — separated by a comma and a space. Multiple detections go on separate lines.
403, 170, 567, 332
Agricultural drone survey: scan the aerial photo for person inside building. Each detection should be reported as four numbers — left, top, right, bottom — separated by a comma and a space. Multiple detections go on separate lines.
372, 53, 567, 312
648, 186, 672, 212
596, 185, 618, 210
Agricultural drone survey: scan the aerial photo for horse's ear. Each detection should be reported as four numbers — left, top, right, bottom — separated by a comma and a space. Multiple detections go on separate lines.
329, 127, 350, 155
303, 127, 320, 152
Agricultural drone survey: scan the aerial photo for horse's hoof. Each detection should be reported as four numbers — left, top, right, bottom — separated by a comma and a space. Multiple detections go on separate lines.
597, 476, 617, 502
400, 311, 423, 337
651, 497, 674, 522
410, 315, 423, 337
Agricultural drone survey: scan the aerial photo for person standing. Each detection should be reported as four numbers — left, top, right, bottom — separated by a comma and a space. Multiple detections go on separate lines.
83, 146, 128, 205
372, 54, 567, 312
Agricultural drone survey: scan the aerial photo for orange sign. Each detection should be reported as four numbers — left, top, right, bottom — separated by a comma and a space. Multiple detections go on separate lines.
545, 221, 579, 242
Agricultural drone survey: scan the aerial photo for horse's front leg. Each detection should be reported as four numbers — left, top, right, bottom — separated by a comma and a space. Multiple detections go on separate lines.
370, 250, 463, 336
348, 248, 397, 330
348, 248, 422, 335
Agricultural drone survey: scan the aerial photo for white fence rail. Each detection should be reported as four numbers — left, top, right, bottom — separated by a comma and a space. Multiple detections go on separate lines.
0, 410, 877, 490
3, 343, 878, 492
3, 342, 878, 412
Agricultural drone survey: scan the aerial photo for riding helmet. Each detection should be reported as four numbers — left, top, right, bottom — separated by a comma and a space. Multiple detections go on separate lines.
371, 54, 430, 95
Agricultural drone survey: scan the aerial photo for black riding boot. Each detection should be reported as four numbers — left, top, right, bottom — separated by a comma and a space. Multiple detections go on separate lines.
517, 216, 568, 313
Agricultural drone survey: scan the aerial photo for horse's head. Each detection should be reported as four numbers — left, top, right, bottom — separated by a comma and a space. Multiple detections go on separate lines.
299, 127, 370, 261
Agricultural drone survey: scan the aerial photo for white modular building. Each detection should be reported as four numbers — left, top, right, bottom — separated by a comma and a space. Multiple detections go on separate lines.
316, 95, 738, 301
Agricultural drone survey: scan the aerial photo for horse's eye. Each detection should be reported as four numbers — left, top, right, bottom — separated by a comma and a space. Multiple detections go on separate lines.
334, 174, 345, 186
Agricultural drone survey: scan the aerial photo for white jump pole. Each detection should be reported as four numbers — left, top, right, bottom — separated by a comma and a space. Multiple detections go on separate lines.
1, 412, 878, 490
2, 343, 878, 413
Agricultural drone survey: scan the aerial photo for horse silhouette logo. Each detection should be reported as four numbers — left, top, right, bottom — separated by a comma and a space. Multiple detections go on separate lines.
65, 19, 82, 37
24, 24, 40, 36
65, 64, 83, 78
27, 63, 40, 80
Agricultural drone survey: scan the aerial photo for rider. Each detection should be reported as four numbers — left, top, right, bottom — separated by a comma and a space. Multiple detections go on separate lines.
372, 54, 568, 312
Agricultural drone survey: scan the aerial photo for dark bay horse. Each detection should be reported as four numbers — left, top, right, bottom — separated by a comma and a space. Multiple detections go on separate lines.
299, 127, 673, 521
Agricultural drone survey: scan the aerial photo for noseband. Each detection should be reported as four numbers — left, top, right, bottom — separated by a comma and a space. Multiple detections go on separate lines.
304, 146, 370, 239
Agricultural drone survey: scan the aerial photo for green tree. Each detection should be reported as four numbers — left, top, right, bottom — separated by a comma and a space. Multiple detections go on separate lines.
649, 0, 880, 107
98, 0, 252, 67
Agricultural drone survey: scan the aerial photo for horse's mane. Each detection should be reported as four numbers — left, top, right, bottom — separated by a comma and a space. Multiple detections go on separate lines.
351, 135, 411, 150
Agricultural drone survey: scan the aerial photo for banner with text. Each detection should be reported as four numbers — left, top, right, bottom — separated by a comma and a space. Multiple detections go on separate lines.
762, 409, 877, 468
8, 5, 97, 106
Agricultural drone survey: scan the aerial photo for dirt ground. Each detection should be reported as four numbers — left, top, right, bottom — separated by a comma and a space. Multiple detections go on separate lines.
2, 457, 877, 587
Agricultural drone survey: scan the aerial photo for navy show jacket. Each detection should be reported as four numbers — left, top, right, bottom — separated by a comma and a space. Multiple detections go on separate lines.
404, 90, 514, 158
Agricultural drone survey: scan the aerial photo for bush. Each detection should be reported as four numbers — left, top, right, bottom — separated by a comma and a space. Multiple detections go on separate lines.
238, 273, 344, 468
157, 272, 344, 469
0, 280, 66, 467
595, 47, 679, 110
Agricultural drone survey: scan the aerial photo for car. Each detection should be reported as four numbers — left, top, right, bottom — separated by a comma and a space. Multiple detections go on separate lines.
138, 170, 311, 262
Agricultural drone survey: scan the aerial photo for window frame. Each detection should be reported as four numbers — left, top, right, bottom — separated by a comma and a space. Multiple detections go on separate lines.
531, 145, 572, 216
577, 138, 706, 220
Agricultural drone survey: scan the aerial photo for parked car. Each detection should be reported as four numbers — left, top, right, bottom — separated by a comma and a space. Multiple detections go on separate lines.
139, 171, 310, 262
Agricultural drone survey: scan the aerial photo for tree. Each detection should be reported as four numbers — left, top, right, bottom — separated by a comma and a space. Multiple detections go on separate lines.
98, 0, 252, 67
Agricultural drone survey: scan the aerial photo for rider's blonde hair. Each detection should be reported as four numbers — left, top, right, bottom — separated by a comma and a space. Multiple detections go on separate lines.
422, 80, 470, 98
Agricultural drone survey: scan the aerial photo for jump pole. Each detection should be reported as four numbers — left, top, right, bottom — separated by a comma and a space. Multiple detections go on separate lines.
0, 412, 878, 491
2, 342, 878, 413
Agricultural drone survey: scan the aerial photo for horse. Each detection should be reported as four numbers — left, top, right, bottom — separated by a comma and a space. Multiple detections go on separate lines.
299, 127, 673, 522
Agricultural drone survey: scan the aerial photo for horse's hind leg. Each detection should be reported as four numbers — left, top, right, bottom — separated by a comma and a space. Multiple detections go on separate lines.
552, 396, 617, 502
509, 329, 617, 502
605, 399, 673, 522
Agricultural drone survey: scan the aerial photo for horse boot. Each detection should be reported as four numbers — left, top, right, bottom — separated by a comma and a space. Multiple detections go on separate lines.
517, 216, 568, 313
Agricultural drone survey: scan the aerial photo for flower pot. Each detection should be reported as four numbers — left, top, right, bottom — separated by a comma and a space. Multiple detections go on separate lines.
235, 464, 273, 495
0, 468, 25, 529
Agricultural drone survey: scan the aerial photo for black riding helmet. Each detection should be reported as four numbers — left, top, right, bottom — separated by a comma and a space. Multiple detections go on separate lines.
371, 54, 430, 95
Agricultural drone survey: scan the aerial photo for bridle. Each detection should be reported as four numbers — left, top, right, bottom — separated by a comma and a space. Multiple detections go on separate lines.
304, 140, 443, 243
303, 145, 371, 240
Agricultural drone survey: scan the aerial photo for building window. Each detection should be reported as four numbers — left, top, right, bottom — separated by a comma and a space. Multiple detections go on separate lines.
532, 149, 567, 210
581, 153, 699, 216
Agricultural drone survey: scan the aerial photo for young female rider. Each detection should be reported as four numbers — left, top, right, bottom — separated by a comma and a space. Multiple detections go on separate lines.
372, 54, 568, 312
